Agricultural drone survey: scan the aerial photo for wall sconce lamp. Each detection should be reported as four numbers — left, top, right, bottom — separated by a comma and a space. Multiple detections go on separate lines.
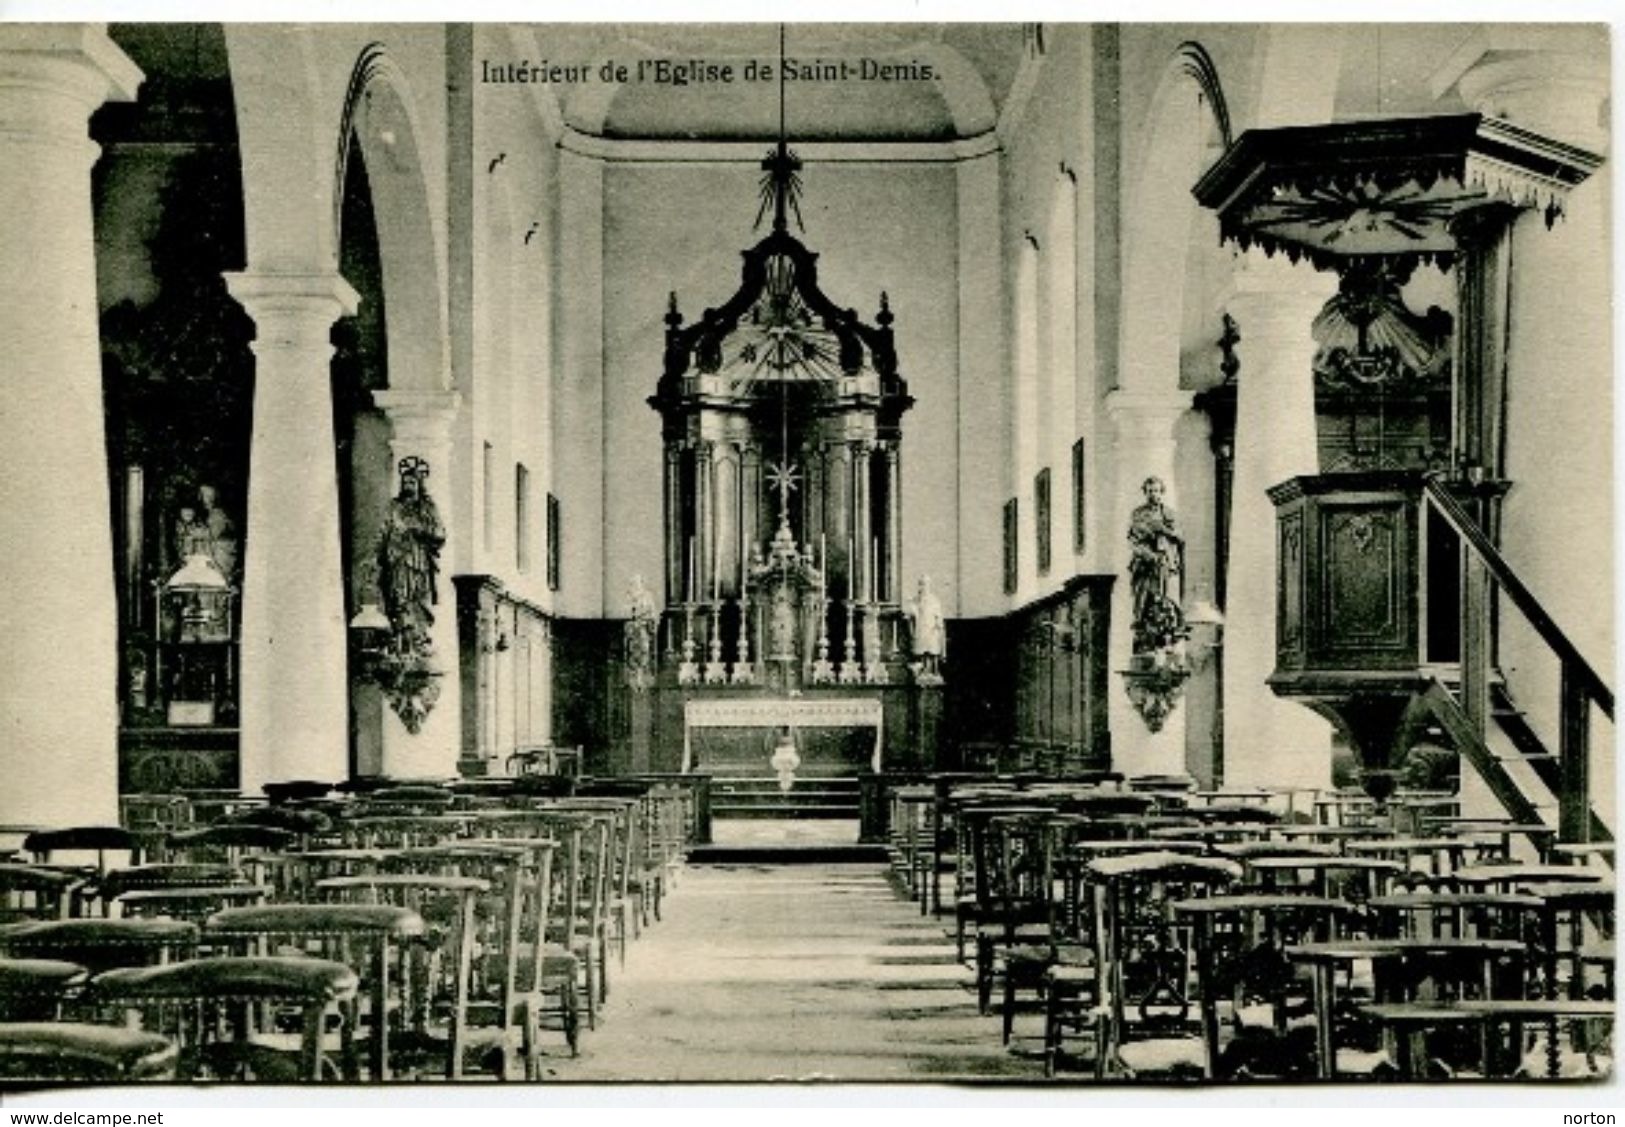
348, 601, 393, 670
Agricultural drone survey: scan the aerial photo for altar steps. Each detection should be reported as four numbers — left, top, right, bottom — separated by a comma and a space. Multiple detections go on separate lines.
710, 775, 863, 820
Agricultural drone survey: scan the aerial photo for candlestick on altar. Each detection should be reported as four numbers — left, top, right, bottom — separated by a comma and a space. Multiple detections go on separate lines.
839, 600, 862, 684
811, 604, 835, 684
731, 592, 755, 683
687, 537, 696, 604
870, 538, 879, 604
678, 601, 699, 685
863, 602, 885, 683
704, 602, 728, 683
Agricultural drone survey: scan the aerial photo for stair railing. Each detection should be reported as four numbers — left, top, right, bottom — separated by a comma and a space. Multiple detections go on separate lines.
1422, 473, 1614, 841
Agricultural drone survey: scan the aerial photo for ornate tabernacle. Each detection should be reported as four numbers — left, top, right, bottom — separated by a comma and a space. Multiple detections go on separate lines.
648, 135, 915, 696
637, 124, 944, 782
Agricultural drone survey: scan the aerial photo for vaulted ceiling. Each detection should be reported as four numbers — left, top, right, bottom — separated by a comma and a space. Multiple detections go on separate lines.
530, 23, 1031, 141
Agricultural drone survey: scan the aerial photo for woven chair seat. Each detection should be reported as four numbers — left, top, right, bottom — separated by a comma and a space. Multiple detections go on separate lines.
168, 825, 298, 852
1116, 1036, 1207, 1078
206, 903, 424, 940
115, 886, 267, 915
1045, 963, 1098, 985
0, 917, 198, 952
316, 874, 489, 895
90, 955, 358, 1006
0, 1021, 177, 1080
99, 864, 242, 899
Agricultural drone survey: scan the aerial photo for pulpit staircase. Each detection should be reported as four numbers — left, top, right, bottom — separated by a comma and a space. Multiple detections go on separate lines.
1416, 477, 1614, 856
1271, 472, 1613, 861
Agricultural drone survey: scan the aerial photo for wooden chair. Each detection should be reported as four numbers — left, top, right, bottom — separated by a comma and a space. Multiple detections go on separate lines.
205, 902, 425, 1080
381, 842, 535, 1079
474, 812, 583, 1055
551, 807, 614, 1023
88, 956, 358, 1082
1085, 852, 1242, 1079
560, 797, 640, 967
1178, 894, 1358, 1079
964, 805, 1056, 1014
0, 1022, 177, 1082
0, 863, 86, 922
317, 872, 487, 1079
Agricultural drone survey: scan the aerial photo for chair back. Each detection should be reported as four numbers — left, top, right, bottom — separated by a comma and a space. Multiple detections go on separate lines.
1088, 853, 1242, 1079
0, 863, 85, 921
25, 826, 141, 874
317, 872, 488, 1079
88, 955, 357, 1081
0, 918, 198, 975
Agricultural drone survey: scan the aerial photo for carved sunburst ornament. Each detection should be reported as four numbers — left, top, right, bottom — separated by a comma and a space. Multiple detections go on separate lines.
1246, 179, 1482, 256
721, 253, 844, 392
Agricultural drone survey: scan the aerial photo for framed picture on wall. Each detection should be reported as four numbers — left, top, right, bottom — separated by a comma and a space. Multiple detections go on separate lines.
1003, 497, 1018, 595
1072, 437, 1086, 554
1035, 467, 1052, 575
546, 492, 560, 591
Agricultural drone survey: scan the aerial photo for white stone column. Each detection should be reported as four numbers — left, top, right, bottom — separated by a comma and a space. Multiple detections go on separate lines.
372, 389, 464, 780
226, 272, 358, 795
1104, 389, 1191, 779
0, 28, 139, 830
1220, 258, 1336, 791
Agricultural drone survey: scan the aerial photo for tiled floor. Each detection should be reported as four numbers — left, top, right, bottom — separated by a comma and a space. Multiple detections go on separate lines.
544, 863, 1039, 1083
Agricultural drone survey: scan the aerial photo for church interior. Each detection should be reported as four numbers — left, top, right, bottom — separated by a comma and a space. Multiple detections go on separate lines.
0, 21, 1615, 1085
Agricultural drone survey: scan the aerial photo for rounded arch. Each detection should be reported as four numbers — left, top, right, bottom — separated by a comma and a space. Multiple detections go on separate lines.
1117, 43, 1232, 394
226, 26, 336, 270
335, 44, 449, 393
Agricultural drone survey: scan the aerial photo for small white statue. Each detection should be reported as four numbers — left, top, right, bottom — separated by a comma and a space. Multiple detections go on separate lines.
624, 573, 659, 691
907, 574, 946, 684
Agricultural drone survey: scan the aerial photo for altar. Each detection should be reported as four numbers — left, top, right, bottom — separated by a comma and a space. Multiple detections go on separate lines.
681, 696, 883, 773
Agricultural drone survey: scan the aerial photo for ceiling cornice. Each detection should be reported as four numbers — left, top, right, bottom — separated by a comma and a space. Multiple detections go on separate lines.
557, 127, 1000, 165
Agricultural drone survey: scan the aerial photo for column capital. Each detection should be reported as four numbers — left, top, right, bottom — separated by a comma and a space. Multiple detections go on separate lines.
371, 389, 462, 445
0, 25, 142, 106
1104, 388, 1191, 436
224, 271, 360, 323
1218, 254, 1337, 339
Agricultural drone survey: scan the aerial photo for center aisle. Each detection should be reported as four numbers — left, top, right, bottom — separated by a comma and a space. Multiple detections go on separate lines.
545, 863, 1037, 1082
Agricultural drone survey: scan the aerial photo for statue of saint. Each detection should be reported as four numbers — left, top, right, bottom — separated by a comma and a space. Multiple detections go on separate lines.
196, 483, 239, 580
768, 586, 797, 663
1128, 476, 1185, 654
624, 573, 659, 690
907, 574, 946, 682
173, 504, 211, 564
378, 457, 446, 646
